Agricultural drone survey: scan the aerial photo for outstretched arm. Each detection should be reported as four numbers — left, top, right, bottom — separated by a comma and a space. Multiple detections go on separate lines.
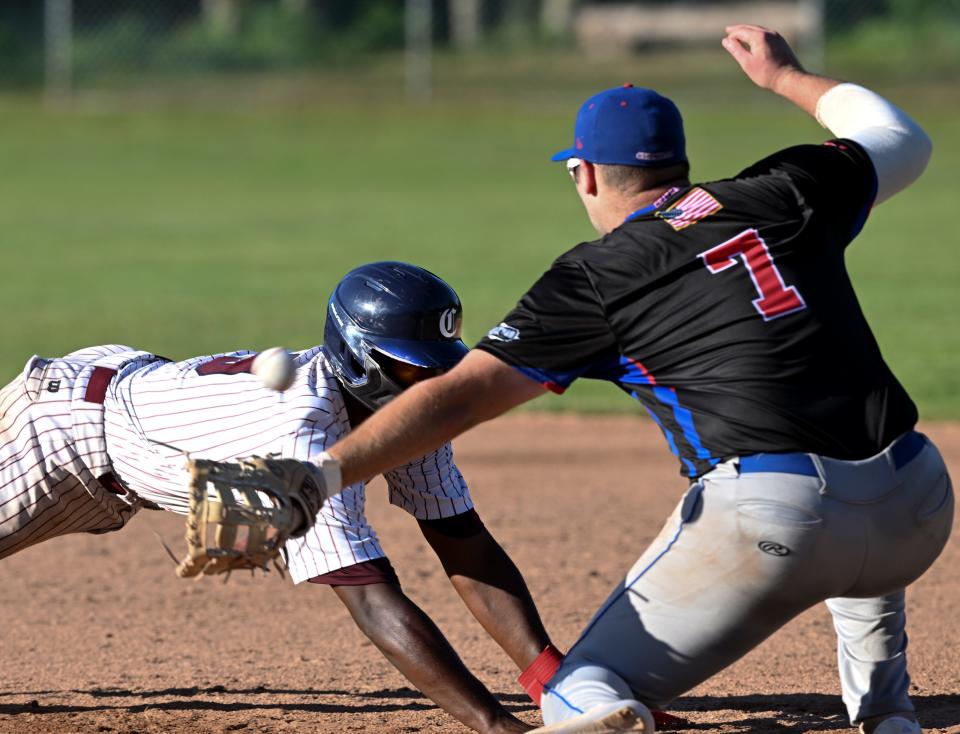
328, 350, 547, 487
334, 581, 532, 734
419, 514, 553, 671
722, 23, 932, 204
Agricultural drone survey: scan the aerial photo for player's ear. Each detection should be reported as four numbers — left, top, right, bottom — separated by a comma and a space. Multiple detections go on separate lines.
580, 160, 600, 197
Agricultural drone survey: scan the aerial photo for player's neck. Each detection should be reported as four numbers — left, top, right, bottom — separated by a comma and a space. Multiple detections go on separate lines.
597, 179, 690, 234
627, 179, 690, 216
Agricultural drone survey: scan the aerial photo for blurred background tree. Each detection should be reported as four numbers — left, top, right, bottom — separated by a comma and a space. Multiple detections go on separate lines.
1, 0, 956, 93
0, 1, 957, 416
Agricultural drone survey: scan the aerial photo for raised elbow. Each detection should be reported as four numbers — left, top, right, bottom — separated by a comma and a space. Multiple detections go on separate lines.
872, 122, 933, 204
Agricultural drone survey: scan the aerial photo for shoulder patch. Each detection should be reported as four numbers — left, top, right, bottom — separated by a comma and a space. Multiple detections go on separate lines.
486, 323, 520, 342
658, 187, 722, 231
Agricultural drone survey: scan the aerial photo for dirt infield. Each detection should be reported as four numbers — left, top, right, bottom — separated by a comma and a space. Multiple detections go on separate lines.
1, 414, 958, 733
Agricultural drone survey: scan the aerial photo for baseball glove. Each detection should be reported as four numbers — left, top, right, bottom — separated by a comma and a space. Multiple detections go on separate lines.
175, 456, 327, 579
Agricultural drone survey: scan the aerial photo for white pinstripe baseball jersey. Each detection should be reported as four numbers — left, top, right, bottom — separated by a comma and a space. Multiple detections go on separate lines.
0, 344, 473, 583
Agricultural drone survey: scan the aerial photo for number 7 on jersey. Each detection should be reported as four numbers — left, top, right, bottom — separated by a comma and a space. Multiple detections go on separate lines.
697, 228, 807, 321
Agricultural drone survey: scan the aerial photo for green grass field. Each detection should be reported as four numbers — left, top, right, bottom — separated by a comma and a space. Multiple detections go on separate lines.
1, 52, 957, 417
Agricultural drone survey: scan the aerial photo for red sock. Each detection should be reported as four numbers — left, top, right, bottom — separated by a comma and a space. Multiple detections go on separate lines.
517, 644, 565, 706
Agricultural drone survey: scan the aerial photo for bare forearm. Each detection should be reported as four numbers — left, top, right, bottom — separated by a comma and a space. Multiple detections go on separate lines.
449, 568, 551, 671
723, 23, 932, 203
335, 583, 530, 734
331, 372, 483, 486
721, 24, 839, 117
770, 67, 840, 118
422, 522, 551, 670
328, 350, 546, 487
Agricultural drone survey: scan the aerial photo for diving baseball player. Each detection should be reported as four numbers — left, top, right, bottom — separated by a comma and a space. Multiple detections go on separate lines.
0, 262, 556, 734
304, 26, 954, 734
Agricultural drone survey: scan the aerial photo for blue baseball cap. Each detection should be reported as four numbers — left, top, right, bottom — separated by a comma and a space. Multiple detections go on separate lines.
551, 84, 686, 167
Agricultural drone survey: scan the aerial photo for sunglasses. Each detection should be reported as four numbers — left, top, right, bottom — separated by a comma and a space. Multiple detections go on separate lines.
566, 157, 582, 180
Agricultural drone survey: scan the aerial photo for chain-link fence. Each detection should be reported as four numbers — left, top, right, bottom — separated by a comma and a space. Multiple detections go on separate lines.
1, 0, 957, 97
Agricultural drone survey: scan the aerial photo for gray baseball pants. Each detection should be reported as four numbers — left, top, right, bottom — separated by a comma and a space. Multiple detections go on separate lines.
542, 432, 953, 726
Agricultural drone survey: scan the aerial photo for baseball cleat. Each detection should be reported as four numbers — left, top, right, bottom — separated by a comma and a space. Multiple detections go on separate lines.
865, 717, 921, 734
530, 699, 655, 733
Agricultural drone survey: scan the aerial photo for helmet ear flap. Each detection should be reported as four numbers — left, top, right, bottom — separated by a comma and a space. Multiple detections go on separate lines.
346, 349, 365, 380
342, 352, 404, 411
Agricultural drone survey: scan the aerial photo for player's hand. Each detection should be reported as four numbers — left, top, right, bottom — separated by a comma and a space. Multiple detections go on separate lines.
722, 24, 804, 93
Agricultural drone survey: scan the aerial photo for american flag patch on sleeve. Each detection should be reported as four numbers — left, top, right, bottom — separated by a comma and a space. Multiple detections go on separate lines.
658, 187, 722, 231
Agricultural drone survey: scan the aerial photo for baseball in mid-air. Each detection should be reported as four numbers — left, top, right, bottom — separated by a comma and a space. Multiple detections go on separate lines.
252, 347, 296, 392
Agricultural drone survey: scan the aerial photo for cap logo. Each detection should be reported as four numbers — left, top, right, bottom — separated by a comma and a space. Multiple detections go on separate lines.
635, 150, 675, 161
439, 308, 458, 338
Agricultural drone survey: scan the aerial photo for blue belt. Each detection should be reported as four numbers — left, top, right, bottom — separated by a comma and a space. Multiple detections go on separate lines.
739, 431, 927, 477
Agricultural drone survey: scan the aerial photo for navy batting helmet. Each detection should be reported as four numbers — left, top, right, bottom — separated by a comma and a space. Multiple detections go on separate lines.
323, 261, 469, 411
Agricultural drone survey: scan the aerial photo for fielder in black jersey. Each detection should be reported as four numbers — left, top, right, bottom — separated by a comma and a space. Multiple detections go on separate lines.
321, 24, 953, 734
478, 138, 915, 478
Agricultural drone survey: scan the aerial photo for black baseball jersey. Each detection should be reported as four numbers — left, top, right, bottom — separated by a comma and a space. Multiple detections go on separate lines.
477, 139, 917, 478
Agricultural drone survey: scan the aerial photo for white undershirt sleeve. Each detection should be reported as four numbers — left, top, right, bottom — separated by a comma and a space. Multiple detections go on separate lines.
815, 83, 932, 205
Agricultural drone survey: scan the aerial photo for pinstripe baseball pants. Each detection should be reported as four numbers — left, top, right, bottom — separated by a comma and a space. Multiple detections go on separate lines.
0, 358, 136, 559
